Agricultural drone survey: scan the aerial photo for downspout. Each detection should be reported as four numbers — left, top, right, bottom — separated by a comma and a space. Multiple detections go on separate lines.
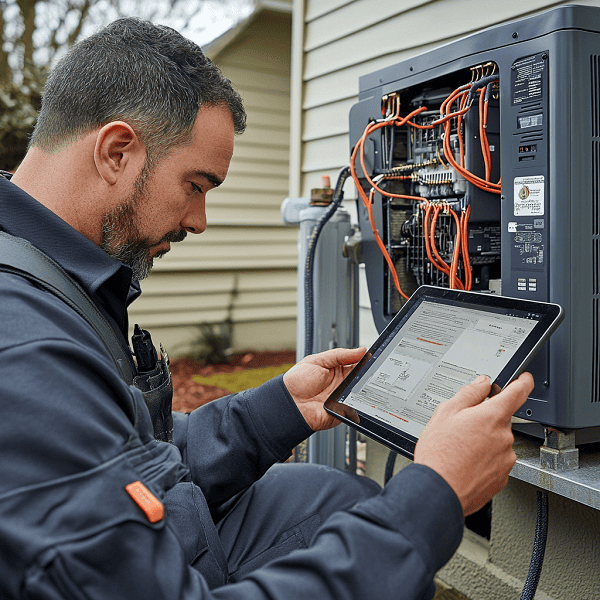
289, 0, 305, 198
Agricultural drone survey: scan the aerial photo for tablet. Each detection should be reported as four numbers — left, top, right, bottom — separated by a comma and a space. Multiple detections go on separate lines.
324, 285, 564, 459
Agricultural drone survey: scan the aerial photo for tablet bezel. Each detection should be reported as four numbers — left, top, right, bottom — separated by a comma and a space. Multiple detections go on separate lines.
324, 285, 564, 459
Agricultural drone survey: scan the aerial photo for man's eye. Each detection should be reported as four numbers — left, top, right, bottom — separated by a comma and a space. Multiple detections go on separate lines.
191, 183, 203, 194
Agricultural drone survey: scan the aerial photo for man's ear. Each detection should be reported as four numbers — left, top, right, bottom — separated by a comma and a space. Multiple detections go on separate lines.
93, 121, 143, 185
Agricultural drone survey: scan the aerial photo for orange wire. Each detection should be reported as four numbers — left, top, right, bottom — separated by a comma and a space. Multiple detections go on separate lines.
365, 189, 410, 300
442, 83, 471, 109
432, 208, 467, 290
421, 202, 466, 290
461, 205, 472, 290
479, 88, 491, 182
423, 202, 447, 277
442, 120, 501, 192
354, 107, 430, 202
448, 207, 463, 289
406, 102, 470, 129
436, 82, 500, 193
483, 97, 494, 183
456, 90, 469, 168
428, 206, 450, 275
350, 114, 429, 302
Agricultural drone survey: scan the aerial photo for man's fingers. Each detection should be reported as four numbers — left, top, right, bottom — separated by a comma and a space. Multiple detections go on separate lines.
442, 375, 492, 413
306, 347, 368, 369
484, 372, 534, 416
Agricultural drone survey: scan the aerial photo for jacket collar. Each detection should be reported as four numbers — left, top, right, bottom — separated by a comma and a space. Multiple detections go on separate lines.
0, 173, 138, 335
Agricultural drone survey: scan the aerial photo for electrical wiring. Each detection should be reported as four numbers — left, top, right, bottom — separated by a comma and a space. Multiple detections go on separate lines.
350, 105, 431, 301
442, 119, 500, 192
479, 87, 491, 182
422, 202, 447, 278
448, 206, 463, 289
353, 106, 429, 203
461, 205, 473, 291
456, 89, 470, 169
429, 203, 466, 290
440, 79, 501, 193
427, 204, 447, 275
351, 72, 499, 303
366, 189, 410, 300
422, 200, 468, 291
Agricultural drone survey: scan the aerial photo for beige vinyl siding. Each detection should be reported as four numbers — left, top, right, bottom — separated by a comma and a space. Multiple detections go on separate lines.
294, 0, 600, 346
130, 270, 297, 326
129, 8, 296, 355
297, 0, 590, 195
149, 227, 297, 271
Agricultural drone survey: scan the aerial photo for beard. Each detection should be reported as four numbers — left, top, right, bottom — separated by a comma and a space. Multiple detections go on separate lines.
100, 167, 187, 281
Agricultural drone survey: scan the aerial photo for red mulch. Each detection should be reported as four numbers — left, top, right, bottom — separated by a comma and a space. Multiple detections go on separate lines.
171, 350, 296, 413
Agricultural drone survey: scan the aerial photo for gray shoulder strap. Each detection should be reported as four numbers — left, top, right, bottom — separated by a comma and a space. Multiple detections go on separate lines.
0, 231, 135, 384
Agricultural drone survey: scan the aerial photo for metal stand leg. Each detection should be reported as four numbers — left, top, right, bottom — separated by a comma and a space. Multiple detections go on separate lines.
540, 427, 579, 471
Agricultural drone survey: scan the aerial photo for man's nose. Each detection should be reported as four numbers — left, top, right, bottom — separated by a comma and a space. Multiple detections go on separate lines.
182, 204, 207, 234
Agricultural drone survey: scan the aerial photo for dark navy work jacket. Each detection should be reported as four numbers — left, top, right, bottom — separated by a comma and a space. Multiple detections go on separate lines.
0, 175, 463, 600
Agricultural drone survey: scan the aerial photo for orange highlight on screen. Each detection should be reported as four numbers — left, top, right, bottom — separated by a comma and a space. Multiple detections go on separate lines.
389, 412, 408, 423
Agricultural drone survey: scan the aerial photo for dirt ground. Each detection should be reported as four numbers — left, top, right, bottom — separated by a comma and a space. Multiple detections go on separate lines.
170, 350, 296, 413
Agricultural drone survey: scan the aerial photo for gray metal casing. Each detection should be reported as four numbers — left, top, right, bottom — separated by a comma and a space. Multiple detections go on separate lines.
281, 197, 359, 468
349, 4, 600, 429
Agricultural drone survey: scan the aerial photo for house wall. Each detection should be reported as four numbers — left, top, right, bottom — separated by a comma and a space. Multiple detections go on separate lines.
292, 1, 600, 599
128, 9, 296, 357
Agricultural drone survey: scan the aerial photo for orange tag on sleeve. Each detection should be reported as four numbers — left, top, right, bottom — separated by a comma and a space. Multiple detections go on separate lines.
125, 481, 164, 523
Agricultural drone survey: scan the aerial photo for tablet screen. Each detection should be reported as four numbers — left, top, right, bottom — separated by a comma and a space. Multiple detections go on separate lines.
325, 286, 563, 457
343, 298, 539, 438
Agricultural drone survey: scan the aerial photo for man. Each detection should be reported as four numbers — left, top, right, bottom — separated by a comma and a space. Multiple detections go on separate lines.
0, 17, 533, 600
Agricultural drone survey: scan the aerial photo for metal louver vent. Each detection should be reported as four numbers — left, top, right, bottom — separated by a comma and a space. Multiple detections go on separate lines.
593, 55, 600, 137
594, 299, 600, 403
591, 55, 600, 402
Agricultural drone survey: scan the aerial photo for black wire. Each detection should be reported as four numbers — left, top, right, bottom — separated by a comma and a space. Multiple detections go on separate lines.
467, 73, 499, 105
303, 166, 351, 357
384, 450, 397, 485
520, 490, 549, 600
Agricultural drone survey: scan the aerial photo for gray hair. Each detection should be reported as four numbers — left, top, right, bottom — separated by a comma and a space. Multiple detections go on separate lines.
30, 17, 246, 163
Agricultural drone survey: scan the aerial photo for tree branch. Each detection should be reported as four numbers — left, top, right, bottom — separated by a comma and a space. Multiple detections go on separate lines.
66, 0, 92, 47
0, 3, 12, 84
15, 0, 37, 84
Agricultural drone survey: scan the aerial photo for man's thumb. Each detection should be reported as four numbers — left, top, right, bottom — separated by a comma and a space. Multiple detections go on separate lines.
445, 375, 492, 412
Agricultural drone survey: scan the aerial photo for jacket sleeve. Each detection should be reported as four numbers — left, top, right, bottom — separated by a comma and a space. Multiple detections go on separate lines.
172, 376, 314, 507
16, 463, 462, 600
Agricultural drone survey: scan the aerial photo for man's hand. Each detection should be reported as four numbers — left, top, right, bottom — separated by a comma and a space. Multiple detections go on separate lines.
414, 373, 534, 516
283, 347, 367, 431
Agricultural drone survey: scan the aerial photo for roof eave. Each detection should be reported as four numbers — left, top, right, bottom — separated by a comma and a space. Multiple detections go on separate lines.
204, 0, 292, 60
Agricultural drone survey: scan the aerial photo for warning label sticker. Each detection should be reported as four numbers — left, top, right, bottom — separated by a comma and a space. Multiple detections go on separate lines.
512, 54, 546, 105
514, 175, 544, 216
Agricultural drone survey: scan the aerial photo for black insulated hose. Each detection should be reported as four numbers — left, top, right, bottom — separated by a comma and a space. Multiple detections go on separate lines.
303, 166, 351, 358
467, 73, 499, 105
384, 450, 397, 485
520, 490, 549, 600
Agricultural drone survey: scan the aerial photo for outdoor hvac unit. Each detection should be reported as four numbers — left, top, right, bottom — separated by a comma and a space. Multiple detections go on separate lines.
349, 4, 600, 430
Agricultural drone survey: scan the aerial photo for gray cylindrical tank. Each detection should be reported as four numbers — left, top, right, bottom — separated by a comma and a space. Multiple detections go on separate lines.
296, 203, 358, 358
281, 189, 359, 469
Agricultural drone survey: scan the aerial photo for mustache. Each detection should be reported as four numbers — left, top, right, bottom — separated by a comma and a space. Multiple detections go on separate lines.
159, 229, 187, 244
